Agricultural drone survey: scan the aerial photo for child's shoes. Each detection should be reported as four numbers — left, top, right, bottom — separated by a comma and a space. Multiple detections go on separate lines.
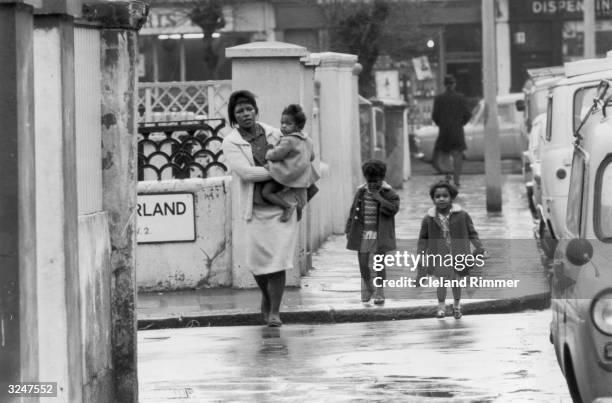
453, 306, 462, 319
372, 287, 385, 305
436, 309, 445, 318
361, 279, 374, 302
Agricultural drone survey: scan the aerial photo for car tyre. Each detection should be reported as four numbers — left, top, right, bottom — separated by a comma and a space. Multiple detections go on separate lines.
563, 347, 583, 403
539, 219, 558, 259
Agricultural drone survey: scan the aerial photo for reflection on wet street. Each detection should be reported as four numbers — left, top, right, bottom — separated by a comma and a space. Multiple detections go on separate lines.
138, 310, 571, 402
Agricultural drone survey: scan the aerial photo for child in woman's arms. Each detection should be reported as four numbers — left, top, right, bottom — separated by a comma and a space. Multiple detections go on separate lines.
263, 104, 319, 222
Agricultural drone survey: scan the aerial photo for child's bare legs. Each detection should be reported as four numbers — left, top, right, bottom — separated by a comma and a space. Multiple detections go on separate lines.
358, 252, 374, 302
261, 180, 295, 222
436, 286, 462, 318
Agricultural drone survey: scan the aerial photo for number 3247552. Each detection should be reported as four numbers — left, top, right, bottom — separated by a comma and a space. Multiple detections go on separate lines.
5, 382, 57, 397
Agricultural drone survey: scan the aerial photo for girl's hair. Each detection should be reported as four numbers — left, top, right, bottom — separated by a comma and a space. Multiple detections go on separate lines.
282, 104, 307, 130
429, 180, 458, 199
362, 159, 387, 180
228, 90, 258, 127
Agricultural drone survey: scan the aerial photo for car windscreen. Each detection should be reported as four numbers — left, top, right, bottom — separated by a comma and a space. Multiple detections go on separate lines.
498, 104, 516, 125
531, 89, 548, 118
470, 101, 517, 125
573, 86, 598, 133
595, 156, 612, 241
469, 102, 483, 125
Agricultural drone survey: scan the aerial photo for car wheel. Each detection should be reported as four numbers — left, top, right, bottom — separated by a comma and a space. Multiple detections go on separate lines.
539, 220, 557, 259
563, 347, 583, 403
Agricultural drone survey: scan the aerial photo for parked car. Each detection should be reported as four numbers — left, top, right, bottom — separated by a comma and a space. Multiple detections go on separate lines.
536, 57, 612, 257
516, 66, 564, 215
550, 79, 612, 403
414, 93, 524, 165
524, 113, 547, 215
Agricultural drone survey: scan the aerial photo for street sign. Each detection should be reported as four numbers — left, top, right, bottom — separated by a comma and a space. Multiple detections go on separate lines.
137, 193, 196, 243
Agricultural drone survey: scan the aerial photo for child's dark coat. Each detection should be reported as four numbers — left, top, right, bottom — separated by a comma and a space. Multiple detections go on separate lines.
417, 205, 484, 258
345, 183, 400, 252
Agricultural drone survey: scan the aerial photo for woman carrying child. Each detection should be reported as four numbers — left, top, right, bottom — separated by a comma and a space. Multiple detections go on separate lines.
417, 181, 486, 319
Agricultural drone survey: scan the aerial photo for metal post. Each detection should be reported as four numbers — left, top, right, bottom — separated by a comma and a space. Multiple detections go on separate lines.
482, 0, 502, 211
438, 26, 446, 92
583, 0, 596, 58
179, 34, 186, 81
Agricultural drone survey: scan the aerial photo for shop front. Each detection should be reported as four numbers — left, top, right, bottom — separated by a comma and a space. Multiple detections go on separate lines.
509, 0, 612, 91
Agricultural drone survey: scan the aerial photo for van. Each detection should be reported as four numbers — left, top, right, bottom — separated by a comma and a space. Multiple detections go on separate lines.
550, 79, 612, 403
537, 56, 612, 257
516, 66, 564, 215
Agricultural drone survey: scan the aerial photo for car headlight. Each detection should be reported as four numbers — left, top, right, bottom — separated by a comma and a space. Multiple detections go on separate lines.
592, 291, 612, 335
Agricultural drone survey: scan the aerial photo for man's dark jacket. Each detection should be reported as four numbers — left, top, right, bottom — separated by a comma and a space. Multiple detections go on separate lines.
431, 89, 472, 152
345, 183, 400, 252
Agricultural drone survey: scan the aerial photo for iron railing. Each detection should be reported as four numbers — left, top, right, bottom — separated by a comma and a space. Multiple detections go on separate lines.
138, 119, 227, 181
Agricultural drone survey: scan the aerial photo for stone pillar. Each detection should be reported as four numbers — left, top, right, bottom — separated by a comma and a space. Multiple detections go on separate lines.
300, 55, 319, 267
351, 63, 363, 191
226, 41, 308, 288
311, 52, 359, 234
382, 100, 407, 189
82, 1, 148, 401
33, 1, 82, 401
0, 0, 40, 387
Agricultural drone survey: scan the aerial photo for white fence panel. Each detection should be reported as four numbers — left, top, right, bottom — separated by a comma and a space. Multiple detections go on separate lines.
137, 80, 232, 122
74, 27, 103, 215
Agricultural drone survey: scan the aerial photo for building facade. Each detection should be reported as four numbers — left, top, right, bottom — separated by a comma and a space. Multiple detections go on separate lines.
509, 0, 612, 91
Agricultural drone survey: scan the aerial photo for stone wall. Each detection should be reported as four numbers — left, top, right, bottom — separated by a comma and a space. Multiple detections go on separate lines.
137, 178, 232, 291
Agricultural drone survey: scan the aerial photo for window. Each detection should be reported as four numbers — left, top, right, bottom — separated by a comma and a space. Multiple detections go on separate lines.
498, 104, 516, 125
566, 152, 586, 236
469, 102, 483, 125
595, 156, 612, 242
545, 96, 553, 141
573, 86, 598, 133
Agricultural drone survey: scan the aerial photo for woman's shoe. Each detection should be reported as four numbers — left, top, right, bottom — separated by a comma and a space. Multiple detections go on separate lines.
453, 306, 462, 319
436, 309, 445, 318
267, 315, 282, 327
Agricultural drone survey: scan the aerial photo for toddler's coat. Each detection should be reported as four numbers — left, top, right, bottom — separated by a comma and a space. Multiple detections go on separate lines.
345, 183, 400, 252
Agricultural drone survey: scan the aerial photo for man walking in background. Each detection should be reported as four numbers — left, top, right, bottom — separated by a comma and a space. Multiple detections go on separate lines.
431, 75, 472, 188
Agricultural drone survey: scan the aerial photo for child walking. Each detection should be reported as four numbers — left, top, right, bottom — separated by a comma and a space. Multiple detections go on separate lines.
263, 104, 319, 222
345, 160, 400, 305
417, 181, 485, 319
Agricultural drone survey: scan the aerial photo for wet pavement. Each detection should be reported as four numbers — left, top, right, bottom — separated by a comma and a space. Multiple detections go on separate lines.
138, 167, 551, 326
138, 309, 570, 402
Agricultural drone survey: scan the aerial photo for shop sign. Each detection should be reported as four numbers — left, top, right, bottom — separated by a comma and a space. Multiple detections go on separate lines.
140, 7, 234, 35
375, 70, 401, 99
412, 56, 434, 81
510, 0, 612, 20
137, 193, 196, 243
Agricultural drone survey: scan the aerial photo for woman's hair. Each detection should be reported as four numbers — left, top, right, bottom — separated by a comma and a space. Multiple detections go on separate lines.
282, 104, 307, 130
362, 159, 387, 180
228, 90, 258, 127
429, 180, 459, 200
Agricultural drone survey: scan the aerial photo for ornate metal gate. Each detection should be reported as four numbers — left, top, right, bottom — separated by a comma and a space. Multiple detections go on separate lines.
137, 119, 228, 180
